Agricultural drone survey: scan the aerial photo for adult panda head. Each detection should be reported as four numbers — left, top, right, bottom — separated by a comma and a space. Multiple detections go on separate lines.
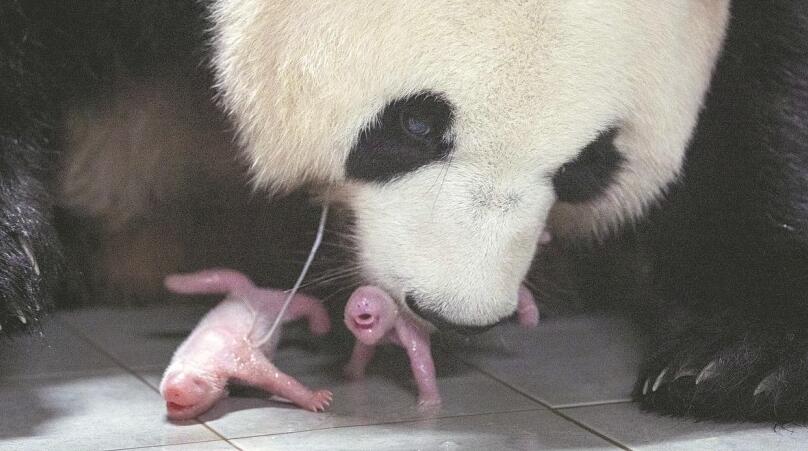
211, 1, 729, 330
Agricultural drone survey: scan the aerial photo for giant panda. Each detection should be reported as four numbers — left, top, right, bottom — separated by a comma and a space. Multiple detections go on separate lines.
209, 0, 808, 422
2, 0, 807, 423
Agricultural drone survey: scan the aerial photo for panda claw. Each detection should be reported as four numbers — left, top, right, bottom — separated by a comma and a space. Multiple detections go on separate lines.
651, 367, 669, 392
673, 356, 699, 382
754, 371, 779, 397
18, 237, 40, 276
695, 361, 718, 385
672, 366, 698, 381
642, 377, 650, 395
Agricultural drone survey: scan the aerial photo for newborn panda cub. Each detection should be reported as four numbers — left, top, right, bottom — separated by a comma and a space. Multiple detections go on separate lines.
343, 285, 539, 407
160, 269, 333, 420
161, 270, 538, 415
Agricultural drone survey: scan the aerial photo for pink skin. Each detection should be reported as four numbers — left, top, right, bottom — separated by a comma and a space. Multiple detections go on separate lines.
343, 284, 539, 407
160, 269, 333, 420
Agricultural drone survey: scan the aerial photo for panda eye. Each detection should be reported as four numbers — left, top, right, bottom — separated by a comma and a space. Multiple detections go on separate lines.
347, 92, 455, 183
401, 111, 433, 139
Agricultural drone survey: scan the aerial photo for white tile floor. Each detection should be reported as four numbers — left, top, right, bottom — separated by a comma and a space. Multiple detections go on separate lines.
2, 302, 807, 450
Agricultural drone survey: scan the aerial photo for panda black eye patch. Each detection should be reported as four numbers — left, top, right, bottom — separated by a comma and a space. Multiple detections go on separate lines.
552, 127, 624, 203
346, 93, 454, 183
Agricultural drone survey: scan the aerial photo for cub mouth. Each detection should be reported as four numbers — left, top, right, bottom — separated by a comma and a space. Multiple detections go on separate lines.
167, 401, 195, 412
352, 314, 375, 330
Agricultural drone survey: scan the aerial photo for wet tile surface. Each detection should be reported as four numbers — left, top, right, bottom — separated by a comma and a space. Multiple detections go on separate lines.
115, 440, 238, 450
3, 306, 807, 450
0, 317, 119, 381
197, 348, 542, 439
563, 402, 808, 451
59, 302, 215, 371
447, 316, 644, 407
0, 371, 219, 451
232, 409, 619, 451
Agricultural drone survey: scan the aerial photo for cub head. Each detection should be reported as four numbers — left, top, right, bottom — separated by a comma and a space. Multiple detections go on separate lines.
212, 0, 729, 330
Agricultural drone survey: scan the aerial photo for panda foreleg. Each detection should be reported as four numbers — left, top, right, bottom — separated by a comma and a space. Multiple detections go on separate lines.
0, 137, 63, 335
0, 1, 63, 335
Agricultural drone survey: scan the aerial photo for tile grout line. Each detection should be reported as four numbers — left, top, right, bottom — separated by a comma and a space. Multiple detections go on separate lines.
558, 399, 636, 409
457, 358, 631, 450
551, 409, 633, 451
57, 317, 242, 449
103, 438, 238, 451
224, 406, 549, 442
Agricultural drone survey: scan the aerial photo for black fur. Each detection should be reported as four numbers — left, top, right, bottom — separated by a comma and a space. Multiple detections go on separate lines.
346, 93, 454, 183
629, 0, 808, 422
0, 0, 62, 333
552, 128, 623, 203
0, 0, 208, 333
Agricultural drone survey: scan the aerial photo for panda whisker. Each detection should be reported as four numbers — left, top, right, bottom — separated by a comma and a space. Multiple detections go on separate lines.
297, 273, 359, 291
301, 267, 361, 286
323, 228, 357, 241
318, 240, 358, 252
298, 266, 362, 290
320, 283, 362, 304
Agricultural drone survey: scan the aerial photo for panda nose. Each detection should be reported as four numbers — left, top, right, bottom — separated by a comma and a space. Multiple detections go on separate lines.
405, 294, 499, 335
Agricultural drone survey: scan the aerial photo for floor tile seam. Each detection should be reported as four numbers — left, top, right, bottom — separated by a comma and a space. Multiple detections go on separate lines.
555, 399, 635, 409
221, 407, 549, 442
455, 359, 553, 409
459, 359, 631, 450
0, 316, 127, 383
57, 318, 158, 388
101, 438, 239, 451
550, 409, 633, 450
457, 358, 636, 410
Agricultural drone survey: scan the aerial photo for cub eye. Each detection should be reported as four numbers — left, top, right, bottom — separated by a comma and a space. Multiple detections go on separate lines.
401, 111, 433, 139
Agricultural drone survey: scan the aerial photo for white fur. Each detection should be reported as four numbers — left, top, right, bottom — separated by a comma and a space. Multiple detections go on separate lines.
212, 0, 730, 326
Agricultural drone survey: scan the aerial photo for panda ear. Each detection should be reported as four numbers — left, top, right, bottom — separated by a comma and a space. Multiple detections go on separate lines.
346, 92, 455, 183
551, 128, 624, 204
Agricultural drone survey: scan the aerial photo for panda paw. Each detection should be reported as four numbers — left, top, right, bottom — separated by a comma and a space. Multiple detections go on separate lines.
635, 318, 808, 423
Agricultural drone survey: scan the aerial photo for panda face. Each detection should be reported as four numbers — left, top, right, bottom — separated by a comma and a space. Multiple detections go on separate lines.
212, 0, 730, 329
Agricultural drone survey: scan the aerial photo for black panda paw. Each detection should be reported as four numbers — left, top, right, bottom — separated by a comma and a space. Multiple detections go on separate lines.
635, 318, 808, 423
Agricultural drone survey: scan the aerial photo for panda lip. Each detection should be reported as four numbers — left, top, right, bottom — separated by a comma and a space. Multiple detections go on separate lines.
404, 294, 497, 335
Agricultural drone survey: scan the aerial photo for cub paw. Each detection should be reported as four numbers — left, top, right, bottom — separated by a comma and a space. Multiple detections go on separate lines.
304, 389, 333, 412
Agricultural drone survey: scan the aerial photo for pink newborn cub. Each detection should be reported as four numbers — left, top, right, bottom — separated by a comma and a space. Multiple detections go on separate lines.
343, 285, 539, 407
160, 269, 333, 420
